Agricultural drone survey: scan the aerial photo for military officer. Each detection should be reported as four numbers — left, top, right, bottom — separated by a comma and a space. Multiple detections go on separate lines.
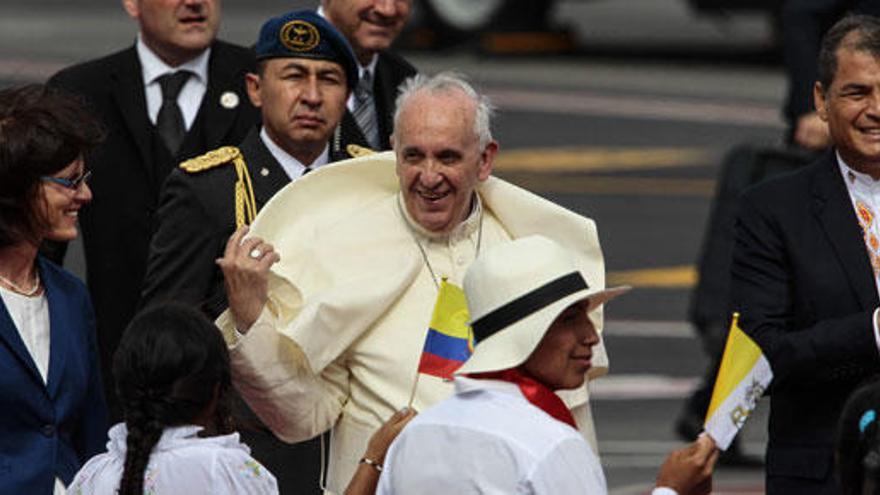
139, 10, 362, 495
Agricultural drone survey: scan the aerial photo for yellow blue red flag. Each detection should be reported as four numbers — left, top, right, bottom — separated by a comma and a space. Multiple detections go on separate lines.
703, 313, 773, 450
417, 280, 474, 380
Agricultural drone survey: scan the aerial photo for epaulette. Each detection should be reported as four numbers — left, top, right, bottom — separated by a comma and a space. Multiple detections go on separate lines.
179, 146, 242, 173
180, 146, 256, 228
346, 144, 375, 158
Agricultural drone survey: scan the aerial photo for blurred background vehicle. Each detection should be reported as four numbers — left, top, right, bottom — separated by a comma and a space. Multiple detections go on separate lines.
409, 0, 782, 55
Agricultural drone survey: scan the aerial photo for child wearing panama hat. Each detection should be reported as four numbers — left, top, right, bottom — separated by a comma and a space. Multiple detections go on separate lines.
377, 235, 719, 495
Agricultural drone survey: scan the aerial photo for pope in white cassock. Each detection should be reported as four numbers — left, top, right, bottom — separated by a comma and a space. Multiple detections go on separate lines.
215, 72, 610, 494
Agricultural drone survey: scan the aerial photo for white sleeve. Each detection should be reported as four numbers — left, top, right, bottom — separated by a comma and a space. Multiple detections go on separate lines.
217, 307, 349, 442
526, 437, 607, 494
68, 454, 117, 494
211, 450, 279, 495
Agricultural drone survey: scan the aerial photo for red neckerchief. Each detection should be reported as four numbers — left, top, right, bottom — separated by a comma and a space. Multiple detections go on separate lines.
466, 368, 577, 428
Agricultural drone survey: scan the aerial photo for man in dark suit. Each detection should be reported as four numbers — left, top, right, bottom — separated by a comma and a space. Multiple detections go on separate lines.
47, 0, 259, 420
321, 0, 416, 150
731, 15, 880, 494
139, 11, 361, 494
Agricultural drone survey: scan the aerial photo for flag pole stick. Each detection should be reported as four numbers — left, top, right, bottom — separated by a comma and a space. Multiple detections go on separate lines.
407, 368, 421, 409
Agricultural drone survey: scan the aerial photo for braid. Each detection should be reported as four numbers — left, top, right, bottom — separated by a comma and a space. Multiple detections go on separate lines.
113, 303, 237, 492
118, 399, 164, 495
212, 383, 235, 436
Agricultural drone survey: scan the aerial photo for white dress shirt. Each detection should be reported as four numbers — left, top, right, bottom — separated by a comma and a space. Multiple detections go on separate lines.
259, 127, 330, 179
136, 35, 210, 130
69, 424, 278, 495
836, 153, 880, 353
378, 377, 607, 494
378, 377, 680, 495
0, 287, 49, 382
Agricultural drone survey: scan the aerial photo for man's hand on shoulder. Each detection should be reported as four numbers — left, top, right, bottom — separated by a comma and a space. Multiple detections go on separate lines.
216, 225, 279, 332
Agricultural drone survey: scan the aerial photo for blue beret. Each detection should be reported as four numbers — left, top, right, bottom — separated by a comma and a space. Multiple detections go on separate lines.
255, 10, 359, 91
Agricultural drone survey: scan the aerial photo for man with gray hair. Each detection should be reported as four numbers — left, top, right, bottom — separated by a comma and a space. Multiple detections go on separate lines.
215, 72, 610, 494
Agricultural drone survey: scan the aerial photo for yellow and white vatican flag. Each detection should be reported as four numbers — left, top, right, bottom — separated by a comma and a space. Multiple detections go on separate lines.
703, 313, 773, 450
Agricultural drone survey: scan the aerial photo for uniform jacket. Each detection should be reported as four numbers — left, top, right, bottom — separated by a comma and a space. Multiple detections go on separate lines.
48, 41, 259, 418
0, 257, 107, 493
731, 150, 880, 493
140, 127, 353, 319
339, 51, 416, 151
217, 152, 609, 493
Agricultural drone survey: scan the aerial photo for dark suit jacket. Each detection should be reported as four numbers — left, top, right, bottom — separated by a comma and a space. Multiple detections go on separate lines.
48, 41, 259, 419
0, 257, 107, 493
340, 50, 416, 151
731, 150, 880, 493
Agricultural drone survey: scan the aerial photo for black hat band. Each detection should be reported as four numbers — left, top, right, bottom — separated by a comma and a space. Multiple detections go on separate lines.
471, 272, 588, 343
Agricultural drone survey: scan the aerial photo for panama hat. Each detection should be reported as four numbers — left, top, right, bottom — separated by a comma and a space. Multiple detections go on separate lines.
456, 235, 629, 376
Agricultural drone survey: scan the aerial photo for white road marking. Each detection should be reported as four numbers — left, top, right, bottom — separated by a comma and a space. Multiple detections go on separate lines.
590, 374, 699, 400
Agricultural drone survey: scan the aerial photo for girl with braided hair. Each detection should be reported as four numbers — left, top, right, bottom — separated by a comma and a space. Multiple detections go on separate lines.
69, 303, 278, 494
69, 303, 413, 494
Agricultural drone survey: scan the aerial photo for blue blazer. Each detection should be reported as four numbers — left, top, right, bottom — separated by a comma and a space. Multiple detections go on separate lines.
0, 257, 108, 492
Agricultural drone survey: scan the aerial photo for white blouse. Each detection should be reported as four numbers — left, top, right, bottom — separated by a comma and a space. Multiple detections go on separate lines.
68, 424, 278, 495
0, 287, 50, 382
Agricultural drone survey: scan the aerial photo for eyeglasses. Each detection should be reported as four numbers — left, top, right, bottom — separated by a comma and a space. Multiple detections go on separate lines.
41, 170, 92, 190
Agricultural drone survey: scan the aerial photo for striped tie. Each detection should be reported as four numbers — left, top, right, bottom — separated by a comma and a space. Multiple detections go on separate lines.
353, 70, 380, 149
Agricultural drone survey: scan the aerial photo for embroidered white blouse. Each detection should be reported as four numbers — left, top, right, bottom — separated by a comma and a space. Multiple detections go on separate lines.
68, 423, 277, 495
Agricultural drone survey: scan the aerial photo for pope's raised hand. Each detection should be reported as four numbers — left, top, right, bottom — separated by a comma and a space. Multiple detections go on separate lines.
216, 225, 280, 333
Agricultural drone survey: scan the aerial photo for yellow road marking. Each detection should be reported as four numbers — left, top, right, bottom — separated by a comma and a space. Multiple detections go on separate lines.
495, 147, 713, 173
499, 175, 716, 197
608, 265, 697, 289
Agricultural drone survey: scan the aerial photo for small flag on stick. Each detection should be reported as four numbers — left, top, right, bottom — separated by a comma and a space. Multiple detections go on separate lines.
416, 280, 474, 380
703, 313, 773, 450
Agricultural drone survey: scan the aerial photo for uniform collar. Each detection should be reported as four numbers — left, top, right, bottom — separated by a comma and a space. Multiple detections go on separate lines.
260, 127, 330, 179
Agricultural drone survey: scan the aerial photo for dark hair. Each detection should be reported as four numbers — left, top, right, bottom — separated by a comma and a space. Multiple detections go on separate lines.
113, 303, 234, 495
818, 15, 880, 93
837, 377, 880, 495
0, 84, 104, 248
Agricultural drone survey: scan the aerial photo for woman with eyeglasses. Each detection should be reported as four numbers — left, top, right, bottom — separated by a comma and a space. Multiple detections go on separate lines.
0, 84, 108, 494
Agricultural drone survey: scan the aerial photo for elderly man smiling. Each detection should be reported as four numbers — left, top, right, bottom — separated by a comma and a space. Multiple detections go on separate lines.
215, 72, 609, 494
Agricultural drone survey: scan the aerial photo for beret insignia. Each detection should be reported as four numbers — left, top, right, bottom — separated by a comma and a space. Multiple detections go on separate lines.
280, 20, 320, 52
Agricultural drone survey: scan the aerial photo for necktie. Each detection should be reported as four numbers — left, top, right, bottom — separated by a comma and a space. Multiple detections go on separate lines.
156, 71, 192, 155
353, 70, 380, 149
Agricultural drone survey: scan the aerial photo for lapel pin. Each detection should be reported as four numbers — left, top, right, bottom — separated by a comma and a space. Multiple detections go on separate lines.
260, 167, 269, 177
220, 91, 239, 109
